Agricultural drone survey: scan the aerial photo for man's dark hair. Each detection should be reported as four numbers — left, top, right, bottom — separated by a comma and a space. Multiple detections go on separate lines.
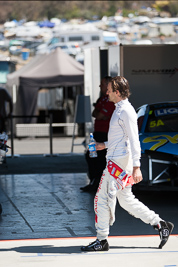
111, 76, 131, 98
103, 76, 112, 84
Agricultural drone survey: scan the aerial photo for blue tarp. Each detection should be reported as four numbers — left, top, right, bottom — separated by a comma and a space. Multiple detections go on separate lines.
38, 21, 55, 28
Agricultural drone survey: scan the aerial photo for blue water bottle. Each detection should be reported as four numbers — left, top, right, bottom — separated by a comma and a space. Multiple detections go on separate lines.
88, 133, 97, 158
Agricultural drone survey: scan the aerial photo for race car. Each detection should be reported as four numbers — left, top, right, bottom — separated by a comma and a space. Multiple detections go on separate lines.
137, 101, 178, 185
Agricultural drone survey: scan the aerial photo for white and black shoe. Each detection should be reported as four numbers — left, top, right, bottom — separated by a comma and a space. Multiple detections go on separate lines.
81, 239, 109, 251
154, 221, 174, 249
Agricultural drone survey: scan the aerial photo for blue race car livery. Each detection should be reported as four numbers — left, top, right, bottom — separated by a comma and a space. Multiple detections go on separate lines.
137, 102, 178, 157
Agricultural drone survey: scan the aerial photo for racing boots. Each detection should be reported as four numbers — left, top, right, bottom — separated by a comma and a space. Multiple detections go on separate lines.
154, 221, 174, 249
81, 239, 109, 251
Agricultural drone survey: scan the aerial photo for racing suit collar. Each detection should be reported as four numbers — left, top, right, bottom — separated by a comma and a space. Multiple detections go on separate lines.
115, 98, 128, 107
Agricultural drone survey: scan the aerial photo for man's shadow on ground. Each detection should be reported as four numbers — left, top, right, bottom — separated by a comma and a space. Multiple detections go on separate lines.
0, 245, 158, 254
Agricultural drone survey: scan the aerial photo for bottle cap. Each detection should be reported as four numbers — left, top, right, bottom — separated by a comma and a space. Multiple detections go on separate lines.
90, 133, 93, 138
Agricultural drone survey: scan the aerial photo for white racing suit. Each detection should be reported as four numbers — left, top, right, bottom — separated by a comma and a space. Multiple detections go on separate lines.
94, 154, 162, 241
94, 99, 162, 241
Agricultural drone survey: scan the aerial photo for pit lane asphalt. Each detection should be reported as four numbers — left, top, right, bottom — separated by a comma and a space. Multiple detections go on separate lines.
0, 137, 178, 267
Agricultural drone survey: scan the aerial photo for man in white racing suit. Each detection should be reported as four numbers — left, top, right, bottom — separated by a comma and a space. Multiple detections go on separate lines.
81, 76, 174, 252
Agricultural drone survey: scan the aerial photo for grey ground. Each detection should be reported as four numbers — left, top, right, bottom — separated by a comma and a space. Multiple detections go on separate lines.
0, 137, 178, 267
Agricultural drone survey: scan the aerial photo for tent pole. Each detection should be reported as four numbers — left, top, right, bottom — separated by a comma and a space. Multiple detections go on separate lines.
10, 115, 14, 157
71, 95, 79, 153
49, 113, 53, 156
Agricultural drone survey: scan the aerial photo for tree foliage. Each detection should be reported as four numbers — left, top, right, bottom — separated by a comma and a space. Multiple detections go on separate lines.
0, 1, 177, 24
152, 0, 178, 15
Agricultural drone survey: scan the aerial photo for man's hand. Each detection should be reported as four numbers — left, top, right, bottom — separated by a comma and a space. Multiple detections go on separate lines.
96, 142, 106, 151
132, 167, 143, 184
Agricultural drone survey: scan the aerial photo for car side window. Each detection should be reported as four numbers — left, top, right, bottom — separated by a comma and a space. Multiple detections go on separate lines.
145, 106, 178, 132
137, 105, 147, 132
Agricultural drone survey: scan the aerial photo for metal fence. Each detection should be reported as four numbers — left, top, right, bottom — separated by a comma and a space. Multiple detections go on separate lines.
7, 114, 78, 157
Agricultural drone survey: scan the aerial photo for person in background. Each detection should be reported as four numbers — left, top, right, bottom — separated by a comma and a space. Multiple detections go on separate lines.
81, 76, 174, 251
0, 87, 13, 133
80, 76, 115, 192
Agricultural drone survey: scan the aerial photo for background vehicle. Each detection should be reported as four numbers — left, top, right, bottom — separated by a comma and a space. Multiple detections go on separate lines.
48, 42, 81, 56
36, 36, 81, 56
9, 39, 42, 56
9, 40, 25, 55
137, 102, 178, 186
